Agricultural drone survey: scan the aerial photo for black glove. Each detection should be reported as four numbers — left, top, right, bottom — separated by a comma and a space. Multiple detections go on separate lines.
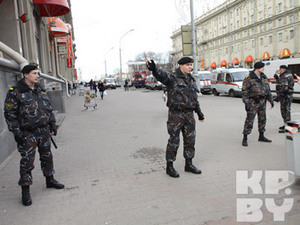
197, 111, 205, 120
245, 103, 251, 111
270, 101, 274, 108
274, 74, 279, 82
14, 132, 25, 145
146, 60, 156, 72
50, 124, 57, 136
273, 96, 280, 102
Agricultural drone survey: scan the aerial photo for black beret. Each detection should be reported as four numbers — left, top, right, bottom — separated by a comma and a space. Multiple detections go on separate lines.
178, 57, 194, 65
254, 62, 265, 69
21, 64, 38, 74
280, 65, 288, 70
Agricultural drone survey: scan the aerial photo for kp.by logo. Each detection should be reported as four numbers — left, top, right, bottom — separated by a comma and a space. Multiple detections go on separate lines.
236, 170, 295, 222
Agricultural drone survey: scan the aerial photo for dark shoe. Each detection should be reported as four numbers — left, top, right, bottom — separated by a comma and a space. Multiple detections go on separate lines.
21, 186, 32, 206
242, 134, 248, 147
185, 159, 202, 174
166, 162, 179, 178
279, 126, 284, 130
46, 176, 65, 189
258, 133, 272, 142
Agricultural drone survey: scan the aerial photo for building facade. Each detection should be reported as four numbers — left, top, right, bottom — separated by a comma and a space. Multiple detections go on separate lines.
171, 0, 300, 69
0, 0, 76, 164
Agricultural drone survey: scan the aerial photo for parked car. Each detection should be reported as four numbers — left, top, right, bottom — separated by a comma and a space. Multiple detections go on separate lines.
211, 67, 249, 97
193, 71, 212, 94
145, 75, 162, 90
104, 78, 116, 89
133, 74, 146, 88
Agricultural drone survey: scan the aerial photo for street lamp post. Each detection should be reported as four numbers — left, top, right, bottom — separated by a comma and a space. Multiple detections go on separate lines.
104, 47, 114, 78
119, 29, 134, 88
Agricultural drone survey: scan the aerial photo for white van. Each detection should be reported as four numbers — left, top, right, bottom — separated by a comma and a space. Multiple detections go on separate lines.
192, 71, 212, 94
211, 67, 249, 97
263, 58, 300, 100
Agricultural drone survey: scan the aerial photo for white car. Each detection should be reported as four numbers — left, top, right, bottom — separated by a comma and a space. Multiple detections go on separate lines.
192, 71, 212, 94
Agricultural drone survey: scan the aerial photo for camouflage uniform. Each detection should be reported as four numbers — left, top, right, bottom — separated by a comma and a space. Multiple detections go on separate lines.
4, 78, 56, 186
153, 68, 203, 162
242, 71, 273, 135
276, 70, 294, 122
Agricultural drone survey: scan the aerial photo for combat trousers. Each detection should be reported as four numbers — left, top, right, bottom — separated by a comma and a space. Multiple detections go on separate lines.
17, 127, 54, 186
243, 99, 267, 135
166, 110, 196, 162
280, 96, 292, 123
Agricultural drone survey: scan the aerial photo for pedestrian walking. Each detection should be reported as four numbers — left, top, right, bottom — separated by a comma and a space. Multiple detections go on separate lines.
89, 79, 93, 90
242, 62, 274, 146
4, 64, 64, 206
93, 81, 98, 97
124, 79, 129, 91
273, 65, 294, 133
98, 81, 105, 100
146, 57, 204, 178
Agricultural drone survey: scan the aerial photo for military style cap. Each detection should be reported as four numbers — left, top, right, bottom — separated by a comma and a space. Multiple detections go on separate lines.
280, 65, 288, 70
254, 62, 265, 69
21, 64, 38, 74
178, 57, 194, 65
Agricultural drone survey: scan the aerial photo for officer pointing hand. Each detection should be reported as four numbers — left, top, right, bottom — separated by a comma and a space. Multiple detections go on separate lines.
146, 59, 156, 72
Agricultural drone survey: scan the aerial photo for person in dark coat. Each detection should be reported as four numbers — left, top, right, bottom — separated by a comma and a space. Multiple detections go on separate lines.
4, 64, 64, 206
146, 57, 204, 178
98, 81, 105, 100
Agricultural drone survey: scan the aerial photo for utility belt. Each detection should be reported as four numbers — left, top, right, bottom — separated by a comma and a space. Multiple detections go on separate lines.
250, 95, 266, 103
169, 106, 193, 113
21, 125, 48, 133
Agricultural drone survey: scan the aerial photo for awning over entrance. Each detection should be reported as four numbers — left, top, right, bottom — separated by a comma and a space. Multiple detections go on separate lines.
261, 52, 270, 61
33, 0, 70, 17
48, 17, 69, 37
220, 60, 227, 67
280, 48, 290, 59
211, 62, 216, 68
245, 55, 253, 63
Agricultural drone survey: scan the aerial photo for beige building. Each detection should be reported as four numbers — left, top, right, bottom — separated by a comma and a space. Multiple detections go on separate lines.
171, 0, 300, 69
0, 0, 75, 164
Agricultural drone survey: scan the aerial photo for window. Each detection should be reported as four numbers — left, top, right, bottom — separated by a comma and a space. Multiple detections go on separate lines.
237, 8, 239, 16
268, 7, 272, 16
269, 22, 273, 30
230, 23, 233, 31
217, 73, 224, 81
278, 3, 282, 12
244, 41, 247, 50
251, 15, 255, 23
290, 0, 295, 7
237, 20, 240, 28
243, 5, 247, 12
260, 25, 264, 32
244, 31, 248, 37
278, 32, 283, 42
260, 37, 264, 46
226, 74, 233, 83
278, 18, 283, 26
269, 35, 273, 44
244, 18, 247, 26
252, 40, 255, 48
251, 28, 255, 35
251, 1, 254, 10
259, 11, 263, 20
238, 44, 240, 51
259, 0, 262, 5
224, 14, 227, 21
226, 47, 228, 54
290, 15, 295, 23
290, 30, 294, 39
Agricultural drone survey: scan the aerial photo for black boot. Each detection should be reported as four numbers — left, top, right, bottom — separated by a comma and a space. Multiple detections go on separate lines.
258, 132, 272, 142
46, 175, 65, 189
185, 159, 202, 174
279, 125, 285, 133
166, 162, 179, 178
21, 186, 32, 206
242, 134, 248, 147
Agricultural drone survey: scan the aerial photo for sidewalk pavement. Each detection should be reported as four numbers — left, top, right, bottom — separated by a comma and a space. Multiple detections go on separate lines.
0, 88, 300, 225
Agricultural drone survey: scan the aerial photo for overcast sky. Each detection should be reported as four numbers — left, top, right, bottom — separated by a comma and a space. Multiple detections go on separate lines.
71, 0, 226, 81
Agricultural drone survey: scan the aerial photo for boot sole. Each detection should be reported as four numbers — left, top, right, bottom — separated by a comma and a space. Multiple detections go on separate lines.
22, 200, 32, 206
185, 168, 202, 174
166, 171, 179, 178
46, 185, 65, 189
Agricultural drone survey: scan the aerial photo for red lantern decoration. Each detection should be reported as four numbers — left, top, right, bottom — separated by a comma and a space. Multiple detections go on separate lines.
211, 62, 217, 68
220, 60, 227, 67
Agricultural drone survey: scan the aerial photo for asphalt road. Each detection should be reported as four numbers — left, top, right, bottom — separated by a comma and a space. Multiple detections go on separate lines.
0, 87, 300, 225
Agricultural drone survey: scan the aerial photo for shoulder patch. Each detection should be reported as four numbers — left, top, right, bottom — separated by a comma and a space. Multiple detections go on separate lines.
41, 91, 47, 95
245, 75, 249, 79
9, 87, 14, 91
5, 102, 14, 111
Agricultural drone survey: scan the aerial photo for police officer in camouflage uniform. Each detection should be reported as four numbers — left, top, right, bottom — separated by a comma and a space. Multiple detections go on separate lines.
273, 65, 294, 133
242, 62, 274, 146
4, 65, 64, 206
146, 57, 204, 178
